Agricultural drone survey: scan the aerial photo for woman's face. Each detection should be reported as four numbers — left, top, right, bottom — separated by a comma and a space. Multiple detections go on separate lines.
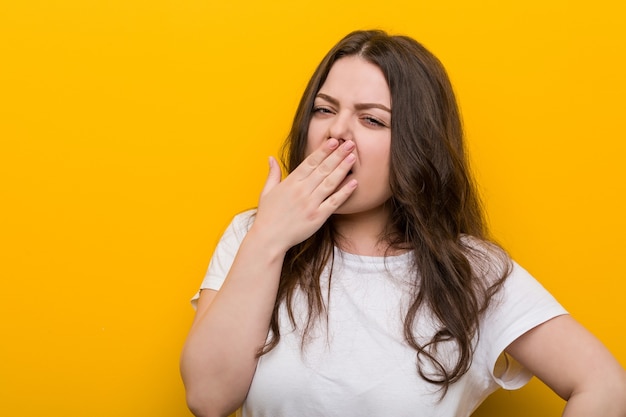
306, 56, 392, 216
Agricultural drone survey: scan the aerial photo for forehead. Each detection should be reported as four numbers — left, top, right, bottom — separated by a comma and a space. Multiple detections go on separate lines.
317, 56, 391, 105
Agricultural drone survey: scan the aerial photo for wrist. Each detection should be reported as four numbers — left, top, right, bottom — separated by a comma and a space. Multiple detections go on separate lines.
243, 223, 289, 265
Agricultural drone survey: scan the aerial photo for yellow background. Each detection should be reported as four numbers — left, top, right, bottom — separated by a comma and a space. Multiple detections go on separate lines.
1, 1, 624, 416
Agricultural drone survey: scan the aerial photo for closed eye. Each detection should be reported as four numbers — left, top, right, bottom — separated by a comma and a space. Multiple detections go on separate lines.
362, 116, 387, 127
313, 106, 334, 115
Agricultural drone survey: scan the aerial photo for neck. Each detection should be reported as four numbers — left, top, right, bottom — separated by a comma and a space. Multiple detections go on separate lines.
331, 205, 394, 257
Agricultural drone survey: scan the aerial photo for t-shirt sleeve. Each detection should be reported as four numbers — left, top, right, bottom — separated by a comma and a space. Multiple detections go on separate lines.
478, 261, 568, 390
190, 210, 255, 309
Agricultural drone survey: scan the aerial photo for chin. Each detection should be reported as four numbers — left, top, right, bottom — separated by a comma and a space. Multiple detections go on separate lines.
332, 201, 360, 216
332, 198, 391, 217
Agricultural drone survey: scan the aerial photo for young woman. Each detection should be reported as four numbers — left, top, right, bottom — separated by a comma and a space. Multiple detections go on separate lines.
180, 30, 626, 417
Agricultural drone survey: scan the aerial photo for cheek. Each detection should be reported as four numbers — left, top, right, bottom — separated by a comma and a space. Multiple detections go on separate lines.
305, 121, 325, 155
367, 137, 392, 164
304, 137, 313, 157
305, 132, 316, 152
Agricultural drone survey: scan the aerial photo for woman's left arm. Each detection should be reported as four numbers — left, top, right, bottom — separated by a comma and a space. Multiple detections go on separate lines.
506, 314, 626, 417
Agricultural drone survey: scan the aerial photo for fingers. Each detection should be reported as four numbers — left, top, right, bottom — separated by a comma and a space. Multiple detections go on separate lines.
254, 141, 358, 251
260, 156, 282, 199
310, 152, 355, 202
313, 140, 355, 179
319, 178, 358, 214
292, 138, 340, 180
293, 140, 356, 192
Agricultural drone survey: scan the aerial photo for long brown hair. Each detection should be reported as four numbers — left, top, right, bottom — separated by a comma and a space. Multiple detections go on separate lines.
262, 30, 510, 395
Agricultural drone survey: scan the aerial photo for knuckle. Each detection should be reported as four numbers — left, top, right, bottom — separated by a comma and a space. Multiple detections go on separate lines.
325, 194, 347, 211
321, 175, 339, 190
304, 210, 320, 223
305, 156, 318, 169
316, 161, 332, 176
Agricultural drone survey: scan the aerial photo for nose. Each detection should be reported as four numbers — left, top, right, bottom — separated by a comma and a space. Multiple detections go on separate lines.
328, 112, 353, 142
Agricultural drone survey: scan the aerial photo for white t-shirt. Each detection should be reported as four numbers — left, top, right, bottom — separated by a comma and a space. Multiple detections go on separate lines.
193, 210, 567, 417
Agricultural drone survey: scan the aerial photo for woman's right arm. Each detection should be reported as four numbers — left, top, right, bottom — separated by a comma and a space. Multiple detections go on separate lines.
180, 138, 357, 417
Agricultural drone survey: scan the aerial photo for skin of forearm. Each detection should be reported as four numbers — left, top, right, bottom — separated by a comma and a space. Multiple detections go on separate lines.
180, 226, 287, 417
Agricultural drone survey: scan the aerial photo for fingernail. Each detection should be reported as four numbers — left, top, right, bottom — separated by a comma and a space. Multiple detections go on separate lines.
327, 138, 339, 149
344, 140, 355, 151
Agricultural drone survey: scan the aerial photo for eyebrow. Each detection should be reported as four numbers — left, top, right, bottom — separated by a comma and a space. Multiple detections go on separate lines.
316, 93, 391, 113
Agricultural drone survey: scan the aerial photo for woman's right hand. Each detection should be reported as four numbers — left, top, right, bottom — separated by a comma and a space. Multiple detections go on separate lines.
252, 138, 357, 253
181, 139, 356, 417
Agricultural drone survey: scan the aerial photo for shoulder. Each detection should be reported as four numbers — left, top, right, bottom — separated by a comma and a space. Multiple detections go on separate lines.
459, 234, 512, 287
233, 208, 256, 229
226, 208, 257, 240
479, 259, 568, 355
209, 208, 257, 261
